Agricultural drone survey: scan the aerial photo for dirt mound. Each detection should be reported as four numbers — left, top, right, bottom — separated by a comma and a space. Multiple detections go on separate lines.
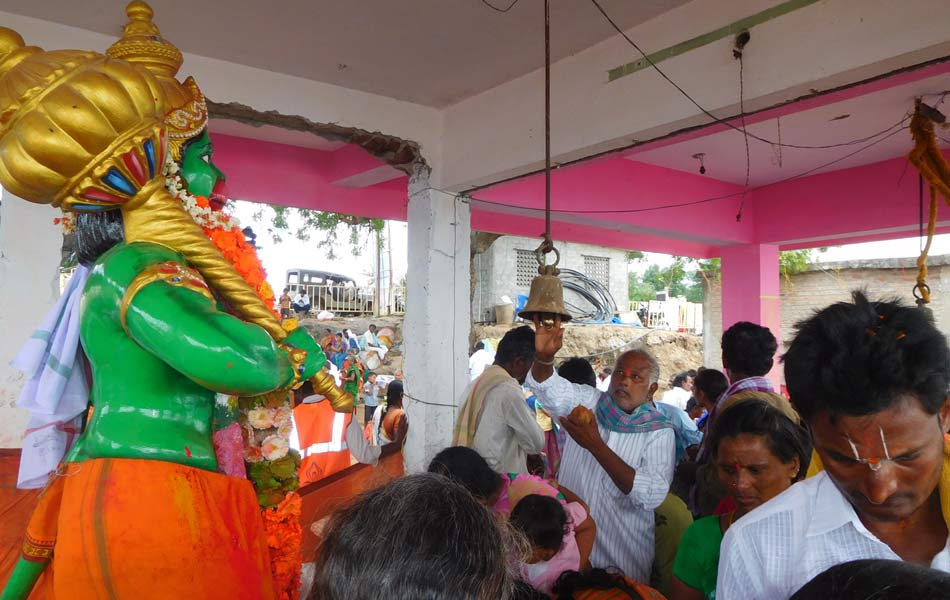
298, 315, 404, 375
295, 315, 702, 388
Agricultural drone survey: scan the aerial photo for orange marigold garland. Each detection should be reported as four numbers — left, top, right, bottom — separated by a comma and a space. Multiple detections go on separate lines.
164, 156, 277, 316
262, 492, 304, 600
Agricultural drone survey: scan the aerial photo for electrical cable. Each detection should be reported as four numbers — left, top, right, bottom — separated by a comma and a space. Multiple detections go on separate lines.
588, 0, 913, 151
556, 268, 618, 322
479, 0, 521, 13
466, 123, 908, 215
735, 49, 751, 222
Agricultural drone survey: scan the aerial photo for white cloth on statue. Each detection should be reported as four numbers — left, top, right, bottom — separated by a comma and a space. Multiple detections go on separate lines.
526, 370, 676, 584
10, 265, 90, 488
659, 386, 690, 411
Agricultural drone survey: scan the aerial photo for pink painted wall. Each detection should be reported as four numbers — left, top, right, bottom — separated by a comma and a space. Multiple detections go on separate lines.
473, 157, 751, 256
211, 134, 409, 220
720, 244, 782, 387
749, 150, 950, 249
213, 128, 950, 263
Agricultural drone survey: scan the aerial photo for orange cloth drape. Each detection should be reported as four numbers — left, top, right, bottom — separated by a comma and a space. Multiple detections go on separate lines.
27, 458, 275, 600
294, 403, 352, 486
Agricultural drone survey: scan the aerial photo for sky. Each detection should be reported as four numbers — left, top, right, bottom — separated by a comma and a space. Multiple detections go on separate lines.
231, 200, 408, 295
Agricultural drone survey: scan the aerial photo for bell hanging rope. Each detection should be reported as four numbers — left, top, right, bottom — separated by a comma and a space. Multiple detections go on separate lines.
518, 0, 571, 328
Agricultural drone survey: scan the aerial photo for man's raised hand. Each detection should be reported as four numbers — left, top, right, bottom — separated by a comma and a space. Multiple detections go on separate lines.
532, 314, 564, 361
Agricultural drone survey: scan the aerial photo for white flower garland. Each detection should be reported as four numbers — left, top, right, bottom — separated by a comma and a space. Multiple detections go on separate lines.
163, 155, 242, 231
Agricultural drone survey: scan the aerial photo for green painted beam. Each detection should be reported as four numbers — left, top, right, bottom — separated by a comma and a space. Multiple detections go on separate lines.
607, 0, 823, 82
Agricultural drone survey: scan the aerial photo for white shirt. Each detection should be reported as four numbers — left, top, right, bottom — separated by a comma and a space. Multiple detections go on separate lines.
462, 373, 545, 474
718, 471, 950, 600
526, 371, 675, 583
468, 349, 495, 380
596, 376, 610, 392
659, 386, 690, 411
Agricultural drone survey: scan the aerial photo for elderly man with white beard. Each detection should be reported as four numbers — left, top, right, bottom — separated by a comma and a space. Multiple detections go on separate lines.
526, 316, 676, 584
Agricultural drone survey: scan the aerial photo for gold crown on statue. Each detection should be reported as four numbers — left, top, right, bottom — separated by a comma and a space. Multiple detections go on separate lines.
0, 26, 167, 211
107, 1, 208, 160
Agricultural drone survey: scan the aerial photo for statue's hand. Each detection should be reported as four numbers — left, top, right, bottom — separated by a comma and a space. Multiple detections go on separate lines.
283, 327, 327, 382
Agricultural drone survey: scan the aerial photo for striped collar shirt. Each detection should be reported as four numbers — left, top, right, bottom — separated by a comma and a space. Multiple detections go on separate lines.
717, 471, 950, 600
526, 371, 676, 583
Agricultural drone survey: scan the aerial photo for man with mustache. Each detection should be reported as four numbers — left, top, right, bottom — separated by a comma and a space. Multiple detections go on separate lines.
717, 291, 950, 599
527, 317, 676, 584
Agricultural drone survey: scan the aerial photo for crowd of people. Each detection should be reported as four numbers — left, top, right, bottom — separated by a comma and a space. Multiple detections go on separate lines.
300, 290, 950, 600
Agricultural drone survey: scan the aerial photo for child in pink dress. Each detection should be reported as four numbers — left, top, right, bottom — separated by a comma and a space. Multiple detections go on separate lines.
510, 494, 588, 595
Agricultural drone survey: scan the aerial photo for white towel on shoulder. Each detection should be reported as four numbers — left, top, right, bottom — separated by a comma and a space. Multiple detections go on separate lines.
10, 265, 90, 488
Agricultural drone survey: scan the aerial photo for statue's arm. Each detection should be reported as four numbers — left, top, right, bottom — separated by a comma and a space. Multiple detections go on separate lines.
122, 265, 325, 395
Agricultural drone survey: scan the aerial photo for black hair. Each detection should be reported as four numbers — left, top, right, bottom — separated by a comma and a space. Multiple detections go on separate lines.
309, 473, 513, 600
557, 358, 597, 387
511, 581, 548, 600
686, 397, 699, 413
495, 326, 536, 366
552, 569, 644, 600
385, 380, 403, 409
509, 495, 566, 553
427, 446, 503, 502
672, 372, 688, 388
721, 322, 778, 377
693, 369, 729, 404
784, 291, 950, 421
474, 341, 485, 352
708, 399, 811, 481
686, 369, 698, 378
74, 209, 125, 266
602, 367, 613, 376
789, 559, 950, 600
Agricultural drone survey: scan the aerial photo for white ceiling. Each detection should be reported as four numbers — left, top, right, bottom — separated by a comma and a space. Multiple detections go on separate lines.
629, 73, 950, 186
2, 0, 688, 107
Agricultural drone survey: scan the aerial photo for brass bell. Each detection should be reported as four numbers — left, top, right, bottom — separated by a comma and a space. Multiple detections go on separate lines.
518, 246, 572, 326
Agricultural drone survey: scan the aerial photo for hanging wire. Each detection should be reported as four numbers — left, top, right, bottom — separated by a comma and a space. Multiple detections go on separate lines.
479, 0, 522, 13
735, 44, 751, 222
588, 0, 912, 150
465, 122, 908, 215
543, 0, 552, 247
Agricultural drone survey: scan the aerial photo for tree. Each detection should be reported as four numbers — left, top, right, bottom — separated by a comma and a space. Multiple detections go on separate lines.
687, 248, 825, 300
628, 272, 657, 302
248, 204, 385, 260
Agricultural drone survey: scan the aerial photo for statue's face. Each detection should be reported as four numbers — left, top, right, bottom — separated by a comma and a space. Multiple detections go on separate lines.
180, 129, 227, 208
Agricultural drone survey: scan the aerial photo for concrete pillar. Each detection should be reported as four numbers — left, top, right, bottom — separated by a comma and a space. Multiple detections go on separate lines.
720, 244, 781, 387
402, 167, 471, 473
0, 190, 62, 447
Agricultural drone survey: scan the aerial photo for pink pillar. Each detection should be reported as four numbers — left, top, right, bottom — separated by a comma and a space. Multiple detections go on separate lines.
720, 244, 782, 388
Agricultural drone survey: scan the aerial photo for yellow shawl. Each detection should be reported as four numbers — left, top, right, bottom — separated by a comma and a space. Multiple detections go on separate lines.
453, 365, 512, 447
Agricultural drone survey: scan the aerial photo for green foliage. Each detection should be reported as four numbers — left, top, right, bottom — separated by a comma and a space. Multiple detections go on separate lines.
250, 204, 385, 260
626, 250, 646, 263
628, 271, 657, 301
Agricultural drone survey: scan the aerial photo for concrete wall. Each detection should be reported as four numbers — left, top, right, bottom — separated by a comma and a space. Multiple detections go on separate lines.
442, 0, 950, 190
472, 235, 627, 324
0, 193, 62, 447
703, 255, 950, 376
